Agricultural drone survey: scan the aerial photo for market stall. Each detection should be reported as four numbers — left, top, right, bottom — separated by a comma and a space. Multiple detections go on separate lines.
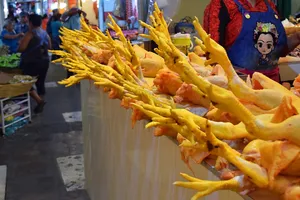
0, 47, 35, 136
51, 3, 300, 200
81, 80, 245, 200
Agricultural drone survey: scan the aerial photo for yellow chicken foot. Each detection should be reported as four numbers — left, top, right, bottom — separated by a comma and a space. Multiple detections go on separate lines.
174, 173, 245, 200
124, 84, 172, 108
205, 122, 268, 187
131, 103, 161, 119
113, 53, 139, 84
106, 30, 131, 60
151, 2, 171, 40
209, 121, 255, 140
94, 79, 124, 96
135, 102, 254, 140
59, 76, 86, 87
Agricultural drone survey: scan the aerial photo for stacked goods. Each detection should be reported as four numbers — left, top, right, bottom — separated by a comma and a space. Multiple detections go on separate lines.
8, 75, 35, 84
51, 4, 300, 200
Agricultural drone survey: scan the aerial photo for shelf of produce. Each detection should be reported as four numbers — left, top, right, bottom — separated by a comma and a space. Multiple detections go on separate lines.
81, 80, 247, 200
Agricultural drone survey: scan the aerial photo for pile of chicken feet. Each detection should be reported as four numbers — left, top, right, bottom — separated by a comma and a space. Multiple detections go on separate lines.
51, 3, 300, 200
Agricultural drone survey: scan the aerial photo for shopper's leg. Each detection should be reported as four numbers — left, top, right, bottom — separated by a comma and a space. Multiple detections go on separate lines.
30, 89, 46, 114
30, 89, 43, 104
36, 61, 49, 96
22, 63, 46, 113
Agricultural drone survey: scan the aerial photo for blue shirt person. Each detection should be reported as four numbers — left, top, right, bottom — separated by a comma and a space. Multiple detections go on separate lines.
15, 12, 29, 34
51, 20, 62, 38
1, 20, 23, 53
50, 14, 63, 51
62, 8, 86, 30
62, 13, 81, 30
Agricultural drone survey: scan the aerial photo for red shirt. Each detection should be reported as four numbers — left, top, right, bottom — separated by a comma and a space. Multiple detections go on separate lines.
203, 0, 278, 49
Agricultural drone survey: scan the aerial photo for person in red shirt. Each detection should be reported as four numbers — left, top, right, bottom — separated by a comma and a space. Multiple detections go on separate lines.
203, 0, 300, 82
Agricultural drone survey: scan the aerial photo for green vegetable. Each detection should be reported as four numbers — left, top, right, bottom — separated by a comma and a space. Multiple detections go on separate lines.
0, 54, 20, 68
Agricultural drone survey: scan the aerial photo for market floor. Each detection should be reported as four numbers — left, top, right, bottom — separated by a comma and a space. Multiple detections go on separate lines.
0, 63, 90, 200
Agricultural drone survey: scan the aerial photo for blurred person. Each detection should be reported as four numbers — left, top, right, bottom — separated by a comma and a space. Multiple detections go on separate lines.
62, 8, 86, 78
62, 8, 86, 31
1, 20, 24, 53
51, 13, 62, 60
6, 5, 18, 23
42, 14, 48, 30
15, 12, 29, 34
18, 14, 51, 113
46, 9, 59, 38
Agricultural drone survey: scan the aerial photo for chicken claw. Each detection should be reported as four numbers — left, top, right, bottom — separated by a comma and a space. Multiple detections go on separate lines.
174, 173, 244, 200
193, 17, 231, 68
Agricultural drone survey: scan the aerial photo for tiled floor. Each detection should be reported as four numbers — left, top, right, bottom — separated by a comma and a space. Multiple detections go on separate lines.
0, 166, 7, 200
0, 64, 90, 200
62, 112, 82, 123
57, 154, 85, 192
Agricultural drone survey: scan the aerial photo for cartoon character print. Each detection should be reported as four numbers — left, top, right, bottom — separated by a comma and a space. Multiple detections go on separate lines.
254, 22, 279, 66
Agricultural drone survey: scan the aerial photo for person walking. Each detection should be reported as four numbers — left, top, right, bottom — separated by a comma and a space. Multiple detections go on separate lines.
18, 14, 51, 113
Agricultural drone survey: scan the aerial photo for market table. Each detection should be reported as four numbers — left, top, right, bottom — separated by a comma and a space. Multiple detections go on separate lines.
81, 80, 250, 200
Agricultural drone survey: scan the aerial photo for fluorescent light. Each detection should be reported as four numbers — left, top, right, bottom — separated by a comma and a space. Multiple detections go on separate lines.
51, 2, 58, 10
4, 0, 8, 17
36, 8, 41, 14
59, 2, 67, 9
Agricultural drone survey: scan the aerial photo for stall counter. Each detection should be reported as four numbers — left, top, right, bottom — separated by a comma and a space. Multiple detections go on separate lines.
80, 80, 245, 200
